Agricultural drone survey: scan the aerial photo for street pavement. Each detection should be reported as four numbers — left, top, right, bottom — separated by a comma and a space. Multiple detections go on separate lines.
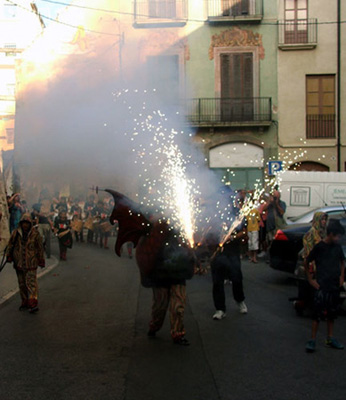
0, 238, 346, 400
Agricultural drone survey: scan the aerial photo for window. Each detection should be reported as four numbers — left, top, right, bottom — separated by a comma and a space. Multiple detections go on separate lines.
306, 75, 335, 139
6, 84, 15, 96
4, 43, 18, 57
221, 0, 250, 17
148, 0, 177, 19
3, 4, 17, 19
284, 0, 308, 44
220, 53, 254, 121
6, 128, 14, 145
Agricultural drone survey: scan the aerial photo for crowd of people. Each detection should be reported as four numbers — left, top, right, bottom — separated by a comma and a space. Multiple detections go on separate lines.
2, 186, 345, 353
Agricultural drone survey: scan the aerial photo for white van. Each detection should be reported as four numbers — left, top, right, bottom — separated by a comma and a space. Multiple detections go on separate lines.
278, 171, 346, 218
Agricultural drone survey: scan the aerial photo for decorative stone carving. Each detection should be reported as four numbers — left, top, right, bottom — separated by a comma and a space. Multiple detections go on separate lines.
139, 30, 190, 62
209, 27, 265, 60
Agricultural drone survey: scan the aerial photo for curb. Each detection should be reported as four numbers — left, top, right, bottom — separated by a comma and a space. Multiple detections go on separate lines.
0, 256, 59, 307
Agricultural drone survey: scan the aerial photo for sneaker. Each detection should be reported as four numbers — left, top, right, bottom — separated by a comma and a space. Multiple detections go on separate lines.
258, 251, 266, 258
325, 337, 344, 350
238, 301, 248, 314
174, 336, 190, 346
213, 310, 226, 320
305, 339, 316, 353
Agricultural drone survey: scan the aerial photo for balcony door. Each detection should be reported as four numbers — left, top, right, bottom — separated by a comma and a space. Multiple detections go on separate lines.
220, 52, 253, 121
306, 75, 335, 139
149, 0, 176, 19
284, 0, 308, 44
221, 0, 250, 17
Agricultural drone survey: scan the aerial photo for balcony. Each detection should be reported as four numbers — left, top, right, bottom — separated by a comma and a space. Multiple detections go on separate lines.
278, 19, 318, 50
207, 0, 263, 23
134, 1, 188, 27
306, 114, 335, 139
185, 97, 272, 127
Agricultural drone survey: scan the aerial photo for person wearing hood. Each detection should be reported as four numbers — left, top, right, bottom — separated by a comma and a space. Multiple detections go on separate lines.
295, 212, 328, 313
6, 214, 45, 313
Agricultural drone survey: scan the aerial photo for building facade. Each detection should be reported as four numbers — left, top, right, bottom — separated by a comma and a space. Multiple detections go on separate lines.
0, 0, 43, 168
277, 0, 345, 172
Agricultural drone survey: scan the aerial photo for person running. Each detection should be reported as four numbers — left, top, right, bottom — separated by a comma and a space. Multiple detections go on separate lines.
211, 220, 248, 320
6, 214, 45, 313
54, 210, 72, 261
305, 219, 345, 353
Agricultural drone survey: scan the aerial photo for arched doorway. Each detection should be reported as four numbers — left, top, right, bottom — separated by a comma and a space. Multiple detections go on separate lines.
289, 161, 329, 172
209, 142, 264, 190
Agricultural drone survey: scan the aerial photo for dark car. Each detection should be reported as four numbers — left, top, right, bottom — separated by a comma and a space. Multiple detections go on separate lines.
270, 214, 346, 274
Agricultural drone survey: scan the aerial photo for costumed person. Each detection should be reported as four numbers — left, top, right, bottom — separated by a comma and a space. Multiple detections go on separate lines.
99, 201, 112, 249
210, 219, 248, 320
295, 212, 328, 314
31, 203, 52, 259
6, 214, 45, 313
84, 195, 96, 244
71, 200, 84, 243
54, 210, 73, 261
107, 189, 195, 346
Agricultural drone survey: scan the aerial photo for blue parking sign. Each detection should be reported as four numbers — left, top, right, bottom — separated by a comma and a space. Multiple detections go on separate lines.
268, 161, 283, 176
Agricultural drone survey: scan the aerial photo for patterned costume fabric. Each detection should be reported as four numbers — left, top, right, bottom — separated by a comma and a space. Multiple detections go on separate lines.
303, 212, 328, 274
6, 214, 45, 308
16, 269, 39, 308
149, 285, 186, 340
6, 221, 45, 271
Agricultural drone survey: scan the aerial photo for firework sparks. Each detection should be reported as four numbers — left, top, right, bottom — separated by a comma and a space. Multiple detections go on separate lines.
116, 89, 200, 247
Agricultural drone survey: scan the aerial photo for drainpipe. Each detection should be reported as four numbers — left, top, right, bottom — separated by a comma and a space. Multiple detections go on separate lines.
337, 0, 341, 171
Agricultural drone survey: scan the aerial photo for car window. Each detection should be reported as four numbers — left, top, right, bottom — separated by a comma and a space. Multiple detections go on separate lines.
290, 211, 314, 222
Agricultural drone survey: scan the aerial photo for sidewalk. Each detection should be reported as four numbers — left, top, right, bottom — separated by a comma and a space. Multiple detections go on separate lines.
0, 256, 59, 305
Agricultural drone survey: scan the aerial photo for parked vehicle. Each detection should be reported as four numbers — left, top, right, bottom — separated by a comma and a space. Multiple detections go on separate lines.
287, 206, 346, 225
278, 171, 346, 218
270, 213, 346, 274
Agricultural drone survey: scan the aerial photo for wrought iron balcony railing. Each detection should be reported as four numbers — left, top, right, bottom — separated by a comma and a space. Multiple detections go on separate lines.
278, 19, 318, 48
134, 1, 188, 23
207, 0, 263, 21
185, 97, 272, 126
306, 114, 335, 139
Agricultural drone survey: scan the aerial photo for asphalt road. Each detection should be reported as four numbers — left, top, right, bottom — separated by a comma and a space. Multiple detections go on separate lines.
0, 239, 346, 400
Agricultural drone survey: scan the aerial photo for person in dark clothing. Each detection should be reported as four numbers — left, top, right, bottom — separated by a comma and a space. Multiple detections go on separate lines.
31, 203, 52, 259
8, 194, 24, 233
146, 229, 195, 346
210, 220, 248, 320
54, 211, 72, 261
305, 219, 345, 353
71, 201, 84, 243
84, 195, 96, 244
53, 197, 68, 213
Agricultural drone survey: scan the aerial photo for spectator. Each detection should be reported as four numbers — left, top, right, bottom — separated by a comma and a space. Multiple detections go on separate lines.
263, 190, 287, 247
6, 214, 45, 313
305, 219, 345, 353
246, 207, 261, 263
8, 193, 24, 233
